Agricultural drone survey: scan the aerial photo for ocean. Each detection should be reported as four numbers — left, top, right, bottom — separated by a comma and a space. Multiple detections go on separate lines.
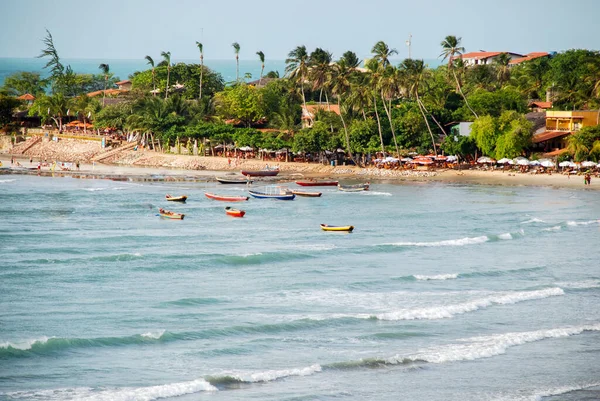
1, 175, 599, 401
0, 58, 443, 87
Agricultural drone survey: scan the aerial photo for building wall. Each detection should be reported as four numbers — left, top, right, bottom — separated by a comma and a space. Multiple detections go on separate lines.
545, 111, 599, 131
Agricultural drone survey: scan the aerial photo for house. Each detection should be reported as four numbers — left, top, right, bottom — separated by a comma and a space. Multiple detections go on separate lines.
247, 77, 278, 88
453, 51, 524, 66
531, 110, 599, 155
301, 103, 341, 128
86, 89, 128, 98
115, 79, 132, 91
17, 93, 36, 106
528, 101, 553, 113
509, 52, 550, 66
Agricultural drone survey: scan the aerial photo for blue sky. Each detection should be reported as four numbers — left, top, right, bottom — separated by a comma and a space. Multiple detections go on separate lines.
0, 0, 598, 61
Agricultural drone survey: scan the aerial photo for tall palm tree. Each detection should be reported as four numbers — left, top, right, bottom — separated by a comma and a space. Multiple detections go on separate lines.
285, 45, 311, 124
98, 63, 110, 107
309, 48, 333, 105
371, 41, 397, 69
161, 51, 171, 99
439, 35, 478, 118
365, 59, 386, 154
494, 52, 512, 87
379, 65, 401, 156
145, 55, 156, 95
256, 51, 265, 86
232, 42, 240, 82
196, 42, 204, 100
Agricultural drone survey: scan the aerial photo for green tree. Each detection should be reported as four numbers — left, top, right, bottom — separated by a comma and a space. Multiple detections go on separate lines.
214, 85, 266, 127
232, 42, 241, 82
494, 111, 533, 159
440, 35, 478, 118
0, 95, 22, 127
469, 115, 497, 156
566, 126, 600, 161
145, 55, 156, 95
1, 72, 47, 96
98, 63, 110, 106
195, 42, 204, 100
494, 53, 512, 87
371, 41, 397, 69
161, 51, 171, 99
285, 45, 311, 124
30, 93, 70, 131
256, 50, 265, 86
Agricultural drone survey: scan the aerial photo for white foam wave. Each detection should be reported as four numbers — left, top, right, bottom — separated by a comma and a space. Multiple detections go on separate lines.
491, 382, 600, 401
141, 330, 165, 339
84, 188, 108, 192
387, 323, 600, 365
362, 191, 392, 196
567, 220, 600, 226
4, 379, 217, 401
498, 233, 513, 240
367, 288, 564, 321
386, 235, 489, 247
520, 218, 545, 224
413, 274, 459, 281
542, 225, 561, 232
555, 280, 600, 289
133, 252, 142, 257
224, 364, 322, 383
239, 252, 263, 257
0, 179, 16, 183
0, 336, 51, 350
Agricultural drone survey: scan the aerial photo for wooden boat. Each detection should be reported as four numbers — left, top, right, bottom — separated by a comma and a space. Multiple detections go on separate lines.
205, 192, 249, 202
338, 183, 370, 192
295, 180, 338, 187
248, 186, 295, 200
165, 194, 187, 202
158, 208, 185, 220
241, 168, 279, 177
291, 189, 322, 197
216, 176, 253, 184
225, 206, 246, 218
320, 224, 354, 232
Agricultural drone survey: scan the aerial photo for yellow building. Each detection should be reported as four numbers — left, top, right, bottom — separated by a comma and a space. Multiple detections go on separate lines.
532, 110, 599, 156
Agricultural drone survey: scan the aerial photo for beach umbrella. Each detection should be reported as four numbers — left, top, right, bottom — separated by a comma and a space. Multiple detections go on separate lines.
477, 156, 495, 164
529, 160, 541, 166
336, 148, 346, 153
516, 158, 530, 166
446, 155, 458, 162
239, 146, 253, 151
597, 163, 600, 168
581, 161, 597, 167
558, 161, 572, 167
400, 157, 413, 162
497, 158, 511, 164
540, 160, 554, 168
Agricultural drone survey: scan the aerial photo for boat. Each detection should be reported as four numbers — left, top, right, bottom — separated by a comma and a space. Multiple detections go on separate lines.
158, 208, 185, 220
338, 183, 370, 192
295, 180, 338, 187
205, 192, 249, 202
225, 206, 246, 218
216, 176, 253, 184
241, 167, 279, 177
320, 224, 354, 232
165, 194, 187, 202
291, 189, 322, 197
248, 186, 295, 200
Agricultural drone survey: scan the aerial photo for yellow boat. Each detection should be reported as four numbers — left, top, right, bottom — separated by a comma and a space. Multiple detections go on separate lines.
320, 224, 354, 232
166, 194, 187, 202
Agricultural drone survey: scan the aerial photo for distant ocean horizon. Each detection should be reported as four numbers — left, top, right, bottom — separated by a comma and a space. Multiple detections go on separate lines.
0, 57, 443, 88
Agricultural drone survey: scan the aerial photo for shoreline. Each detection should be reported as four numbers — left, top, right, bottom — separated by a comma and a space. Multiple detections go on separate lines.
1, 153, 598, 190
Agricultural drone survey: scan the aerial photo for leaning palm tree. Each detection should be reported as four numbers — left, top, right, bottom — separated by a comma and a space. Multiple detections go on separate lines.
145, 55, 156, 95
161, 51, 171, 99
439, 35, 478, 118
256, 51, 265, 86
378, 65, 401, 156
371, 41, 397, 69
285, 45, 311, 123
196, 42, 204, 100
232, 42, 241, 82
365, 59, 386, 154
98, 63, 110, 106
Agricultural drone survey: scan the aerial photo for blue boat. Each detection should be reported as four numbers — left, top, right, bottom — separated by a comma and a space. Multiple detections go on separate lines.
248, 186, 295, 200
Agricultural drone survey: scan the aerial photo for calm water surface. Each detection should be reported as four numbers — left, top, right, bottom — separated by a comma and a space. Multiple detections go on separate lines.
0, 175, 599, 401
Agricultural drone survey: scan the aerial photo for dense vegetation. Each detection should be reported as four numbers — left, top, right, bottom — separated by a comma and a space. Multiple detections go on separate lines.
2, 31, 600, 162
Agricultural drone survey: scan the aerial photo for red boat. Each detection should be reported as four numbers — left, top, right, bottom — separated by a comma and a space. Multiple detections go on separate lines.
205, 192, 249, 202
241, 168, 279, 177
225, 206, 245, 218
295, 180, 339, 187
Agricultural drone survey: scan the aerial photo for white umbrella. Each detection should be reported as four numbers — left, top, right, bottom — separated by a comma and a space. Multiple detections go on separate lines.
239, 146, 253, 151
516, 159, 530, 166
514, 156, 528, 162
559, 161, 572, 167
497, 158, 511, 164
446, 155, 458, 162
597, 163, 600, 168
400, 157, 413, 162
477, 156, 495, 164
529, 160, 541, 166
540, 160, 554, 168
581, 161, 597, 167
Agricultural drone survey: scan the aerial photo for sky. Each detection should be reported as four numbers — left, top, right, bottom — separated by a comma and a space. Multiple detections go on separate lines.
0, 0, 599, 62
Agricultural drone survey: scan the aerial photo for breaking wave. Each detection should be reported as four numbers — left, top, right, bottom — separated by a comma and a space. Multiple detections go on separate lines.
206, 364, 322, 388
381, 230, 524, 248
413, 274, 459, 281
520, 218, 545, 224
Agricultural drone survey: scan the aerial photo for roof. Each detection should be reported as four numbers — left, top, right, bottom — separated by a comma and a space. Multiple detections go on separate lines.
247, 77, 278, 86
17, 93, 36, 101
529, 101, 552, 109
509, 52, 550, 65
532, 131, 571, 143
115, 79, 131, 85
302, 104, 341, 118
454, 51, 523, 61
86, 89, 127, 97
543, 148, 568, 157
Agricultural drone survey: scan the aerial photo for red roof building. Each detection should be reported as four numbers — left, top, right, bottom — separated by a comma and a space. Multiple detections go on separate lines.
453, 51, 524, 66
509, 52, 550, 65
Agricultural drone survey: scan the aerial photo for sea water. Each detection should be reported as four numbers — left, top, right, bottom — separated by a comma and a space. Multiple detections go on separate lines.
0, 175, 599, 401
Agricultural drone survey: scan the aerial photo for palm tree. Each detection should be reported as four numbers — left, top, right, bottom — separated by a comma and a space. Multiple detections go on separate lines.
365, 59, 386, 154
494, 53, 512, 87
196, 42, 204, 100
161, 51, 171, 99
98, 63, 110, 107
285, 45, 311, 124
439, 35, 478, 118
232, 42, 240, 82
378, 65, 401, 156
371, 41, 397, 69
145, 55, 156, 95
308, 48, 333, 105
256, 51, 265, 86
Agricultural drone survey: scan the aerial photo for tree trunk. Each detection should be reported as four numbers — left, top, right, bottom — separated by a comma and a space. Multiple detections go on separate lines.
373, 95, 385, 154
103, 76, 107, 107
199, 58, 203, 101
337, 97, 361, 167
236, 55, 239, 82
165, 67, 170, 100
152, 69, 156, 95
259, 64, 264, 86
381, 93, 400, 156
416, 91, 437, 155
301, 80, 312, 124
452, 68, 477, 118
418, 98, 447, 136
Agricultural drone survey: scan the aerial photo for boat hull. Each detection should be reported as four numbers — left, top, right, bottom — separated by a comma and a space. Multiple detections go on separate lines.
291, 190, 322, 197
216, 177, 253, 184
338, 183, 369, 192
241, 170, 279, 177
295, 180, 338, 187
165, 195, 187, 202
225, 207, 246, 218
159, 209, 185, 220
205, 192, 249, 202
320, 224, 354, 232
248, 190, 295, 200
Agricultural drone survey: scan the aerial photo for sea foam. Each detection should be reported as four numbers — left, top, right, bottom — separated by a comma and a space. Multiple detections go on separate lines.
413, 274, 459, 281
386, 235, 489, 247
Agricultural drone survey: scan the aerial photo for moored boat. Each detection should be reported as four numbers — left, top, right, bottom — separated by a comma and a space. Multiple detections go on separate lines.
205, 192, 249, 202
225, 206, 246, 218
165, 194, 187, 202
248, 186, 295, 200
338, 183, 369, 192
291, 190, 322, 197
241, 167, 279, 177
158, 208, 185, 220
295, 180, 338, 187
216, 176, 253, 184
320, 224, 354, 232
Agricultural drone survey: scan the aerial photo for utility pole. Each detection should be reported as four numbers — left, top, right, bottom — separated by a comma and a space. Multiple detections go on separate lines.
406, 34, 412, 59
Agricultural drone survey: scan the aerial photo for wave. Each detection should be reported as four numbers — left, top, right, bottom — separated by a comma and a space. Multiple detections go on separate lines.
542, 225, 562, 232
566, 219, 600, 226
520, 218, 545, 224
361, 191, 392, 196
19, 252, 144, 265
381, 230, 524, 248
491, 382, 600, 401
0, 179, 16, 183
210, 250, 315, 266
158, 297, 226, 307
555, 280, 600, 290
3, 379, 217, 400
354, 288, 564, 321
394, 266, 545, 282
413, 274, 459, 281
206, 364, 322, 388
